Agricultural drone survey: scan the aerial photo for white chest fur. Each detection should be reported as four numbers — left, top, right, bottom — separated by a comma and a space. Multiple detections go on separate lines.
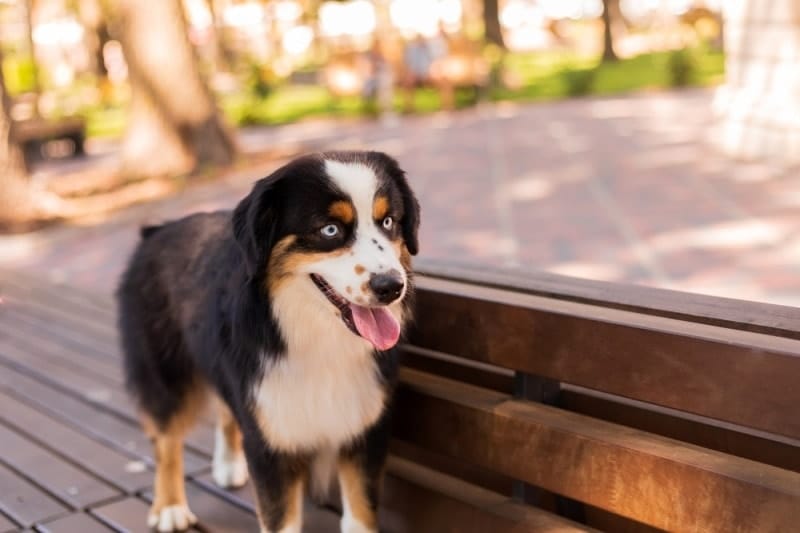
253, 278, 389, 452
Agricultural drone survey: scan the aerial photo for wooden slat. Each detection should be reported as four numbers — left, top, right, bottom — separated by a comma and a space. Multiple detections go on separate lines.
0, 311, 122, 383
0, 463, 68, 528
0, 268, 112, 317
0, 283, 116, 353
0, 340, 135, 420
172, 484, 261, 533
416, 259, 800, 339
0, 421, 118, 509
90, 497, 152, 532
0, 389, 152, 493
382, 457, 597, 533
36, 513, 113, 533
400, 346, 514, 394
390, 440, 514, 496
178, 477, 343, 532
561, 387, 800, 473
410, 276, 800, 440
0, 341, 214, 456
0, 362, 210, 475
140, 483, 266, 533
0, 512, 17, 533
394, 368, 800, 533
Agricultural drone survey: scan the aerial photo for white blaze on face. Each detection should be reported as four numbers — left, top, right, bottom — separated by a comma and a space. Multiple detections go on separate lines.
299, 160, 406, 305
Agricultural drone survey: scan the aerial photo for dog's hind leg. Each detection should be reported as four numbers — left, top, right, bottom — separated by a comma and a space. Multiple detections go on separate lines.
142, 383, 205, 532
212, 402, 249, 488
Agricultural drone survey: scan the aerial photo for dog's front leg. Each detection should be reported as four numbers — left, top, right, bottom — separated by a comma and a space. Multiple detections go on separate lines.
338, 413, 390, 533
337, 457, 380, 533
242, 429, 306, 533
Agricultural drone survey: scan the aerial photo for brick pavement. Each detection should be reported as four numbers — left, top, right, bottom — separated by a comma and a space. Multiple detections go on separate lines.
2, 88, 799, 306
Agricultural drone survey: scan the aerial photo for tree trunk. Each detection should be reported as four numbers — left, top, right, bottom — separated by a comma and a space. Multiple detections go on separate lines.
78, 0, 110, 78
0, 50, 42, 230
483, 0, 505, 48
114, 0, 236, 178
601, 0, 619, 62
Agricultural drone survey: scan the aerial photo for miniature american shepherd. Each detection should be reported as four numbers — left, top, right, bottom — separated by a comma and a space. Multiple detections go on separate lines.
117, 151, 420, 532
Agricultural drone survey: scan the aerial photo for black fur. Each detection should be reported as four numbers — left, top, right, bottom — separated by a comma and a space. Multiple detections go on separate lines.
117, 151, 418, 530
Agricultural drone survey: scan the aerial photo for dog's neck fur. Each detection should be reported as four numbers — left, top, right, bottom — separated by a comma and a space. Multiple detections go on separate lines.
252, 275, 403, 452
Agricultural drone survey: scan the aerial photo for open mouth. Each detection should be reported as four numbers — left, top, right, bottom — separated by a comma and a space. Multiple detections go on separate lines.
310, 274, 401, 351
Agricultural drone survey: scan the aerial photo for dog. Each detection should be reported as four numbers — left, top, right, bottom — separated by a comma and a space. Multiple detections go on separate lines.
117, 151, 420, 533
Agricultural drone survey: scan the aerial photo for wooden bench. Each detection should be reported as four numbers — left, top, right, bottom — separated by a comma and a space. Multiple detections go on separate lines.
0, 263, 798, 532
13, 116, 86, 162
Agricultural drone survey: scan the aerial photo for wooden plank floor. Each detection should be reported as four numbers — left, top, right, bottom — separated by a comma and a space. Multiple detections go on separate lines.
0, 270, 342, 532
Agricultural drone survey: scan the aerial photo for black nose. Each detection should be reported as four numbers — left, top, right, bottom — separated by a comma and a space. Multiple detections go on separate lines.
369, 272, 405, 304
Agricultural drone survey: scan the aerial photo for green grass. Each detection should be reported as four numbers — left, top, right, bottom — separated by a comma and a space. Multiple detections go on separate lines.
80, 46, 724, 139
493, 47, 724, 102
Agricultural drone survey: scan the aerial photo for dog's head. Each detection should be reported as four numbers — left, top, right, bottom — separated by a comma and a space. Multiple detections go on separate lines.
233, 151, 420, 351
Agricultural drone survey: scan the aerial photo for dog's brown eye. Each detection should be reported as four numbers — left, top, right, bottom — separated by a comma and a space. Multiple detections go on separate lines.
382, 217, 393, 230
320, 224, 340, 238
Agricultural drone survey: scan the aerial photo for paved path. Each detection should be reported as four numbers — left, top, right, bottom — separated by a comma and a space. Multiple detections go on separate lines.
2, 89, 799, 306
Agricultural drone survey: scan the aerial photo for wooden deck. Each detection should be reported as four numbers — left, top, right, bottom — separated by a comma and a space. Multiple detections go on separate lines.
0, 269, 589, 533
0, 270, 312, 532
3, 263, 800, 532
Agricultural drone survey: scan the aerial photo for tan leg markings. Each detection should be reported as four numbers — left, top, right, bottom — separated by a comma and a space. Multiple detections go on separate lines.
144, 382, 205, 531
148, 431, 196, 531
338, 460, 378, 532
258, 476, 304, 533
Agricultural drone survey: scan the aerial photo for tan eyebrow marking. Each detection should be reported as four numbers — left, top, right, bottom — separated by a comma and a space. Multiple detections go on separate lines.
372, 196, 390, 220
329, 200, 355, 224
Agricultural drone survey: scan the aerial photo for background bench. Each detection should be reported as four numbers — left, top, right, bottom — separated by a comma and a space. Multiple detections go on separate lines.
0, 263, 798, 531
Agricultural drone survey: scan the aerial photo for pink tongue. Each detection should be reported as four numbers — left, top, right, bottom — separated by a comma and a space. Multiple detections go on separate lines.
350, 304, 401, 351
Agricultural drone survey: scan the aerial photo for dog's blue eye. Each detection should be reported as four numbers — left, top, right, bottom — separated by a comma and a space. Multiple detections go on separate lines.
320, 224, 339, 238
382, 217, 393, 230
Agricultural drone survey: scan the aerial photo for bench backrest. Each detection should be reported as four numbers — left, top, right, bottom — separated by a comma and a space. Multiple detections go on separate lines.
389, 261, 800, 532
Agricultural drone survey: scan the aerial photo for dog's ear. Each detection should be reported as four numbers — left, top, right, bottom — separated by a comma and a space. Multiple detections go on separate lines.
232, 167, 288, 276
376, 153, 420, 255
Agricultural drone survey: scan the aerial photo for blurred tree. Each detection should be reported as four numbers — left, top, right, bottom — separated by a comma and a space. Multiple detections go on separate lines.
601, 0, 619, 62
77, 0, 111, 80
203, 0, 235, 73
22, 0, 41, 115
114, 0, 236, 178
483, 0, 505, 48
0, 51, 43, 230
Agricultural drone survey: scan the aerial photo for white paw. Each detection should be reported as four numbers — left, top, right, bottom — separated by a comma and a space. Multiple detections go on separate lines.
341, 514, 377, 533
147, 503, 197, 532
212, 453, 249, 488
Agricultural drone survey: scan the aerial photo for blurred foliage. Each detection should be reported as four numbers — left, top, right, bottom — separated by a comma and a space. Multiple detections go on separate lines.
561, 67, 595, 96
667, 48, 696, 87
80, 46, 723, 139
494, 46, 723, 101
2, 56, 38, 95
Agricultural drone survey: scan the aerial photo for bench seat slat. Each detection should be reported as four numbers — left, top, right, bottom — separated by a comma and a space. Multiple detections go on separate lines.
395, 368, 800, 533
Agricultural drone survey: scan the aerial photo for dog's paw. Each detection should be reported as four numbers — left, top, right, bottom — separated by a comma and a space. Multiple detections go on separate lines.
147, 503, 197, 532
212, 453, 249, 488
341, 514, 377, 533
